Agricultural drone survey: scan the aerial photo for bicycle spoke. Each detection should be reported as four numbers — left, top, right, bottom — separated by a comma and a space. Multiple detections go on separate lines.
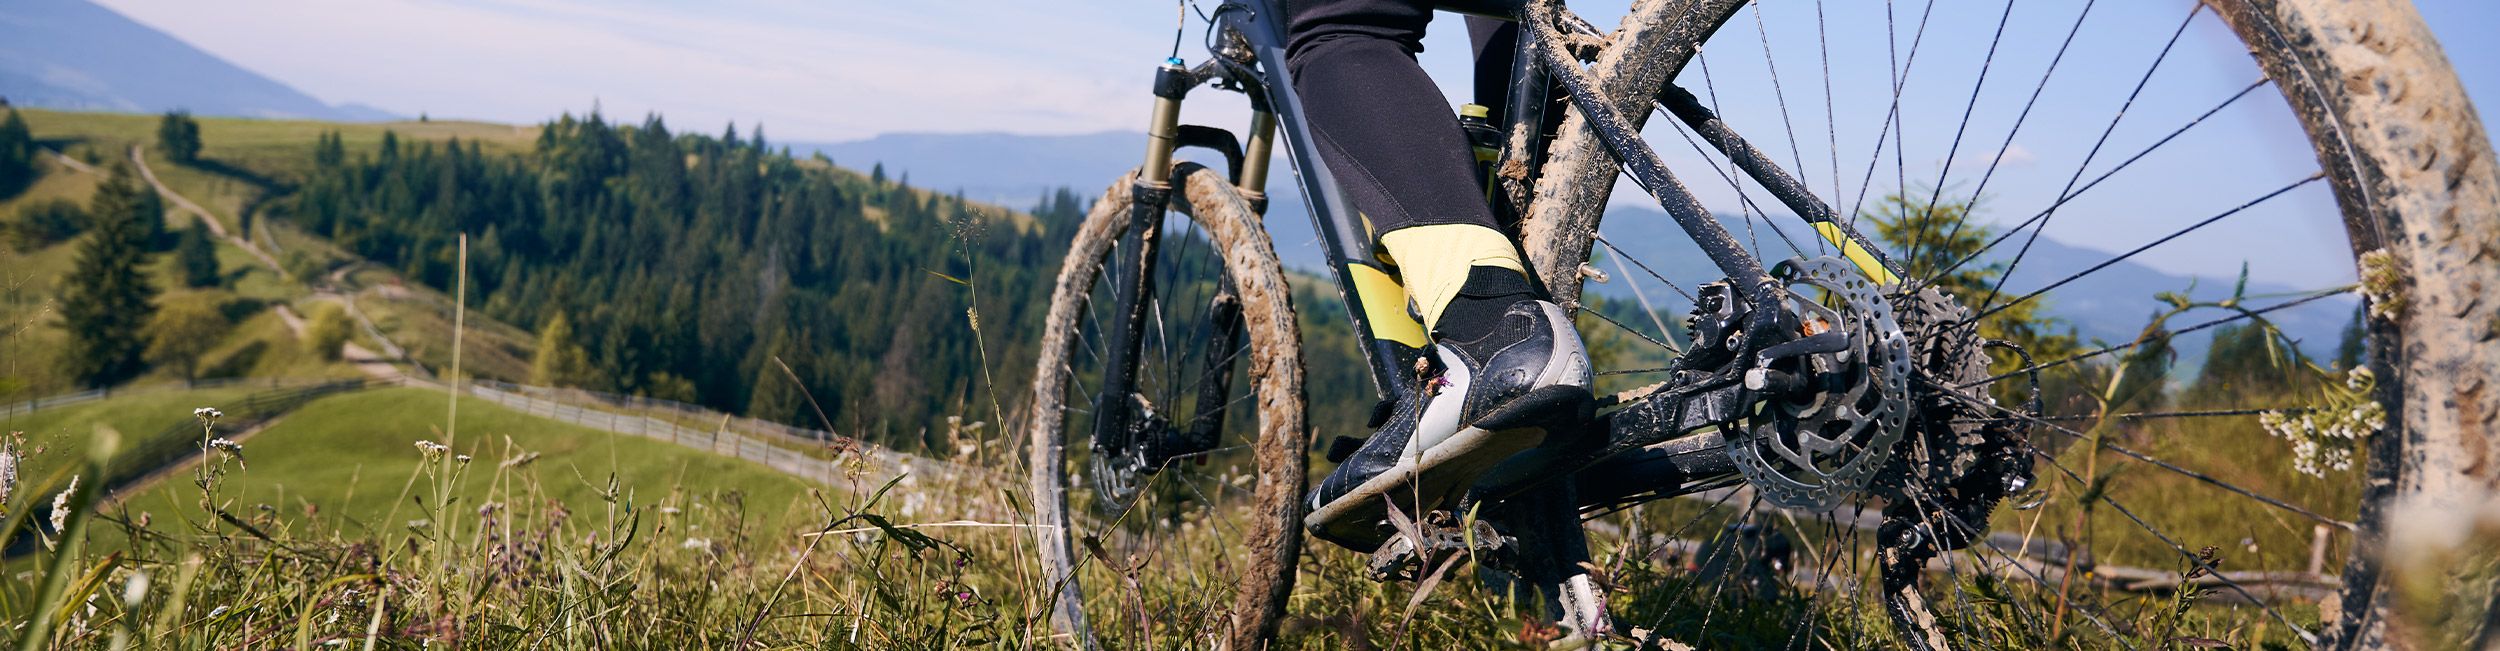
1951, 406, 2319, 425
1593, 234, 1687, 354
1653, 100, 1810, 259
1899, 0, 2017, 270
1972, 4, 2206, 315
2023, 445, 2316, 641
1933, 386, 2356, 530
1952, 285, 2350, 387
1813, 0, 1841, 209
1958, 172, 2326, 329
1750, 4, 1814, 219
1841, 0, 1938, 237
1592, 233, 1699, 303
1695, 50, 1773, 257
1907, 0, 2101, 288
1916, 77, 2274, 290
1578, 298, 1682, 355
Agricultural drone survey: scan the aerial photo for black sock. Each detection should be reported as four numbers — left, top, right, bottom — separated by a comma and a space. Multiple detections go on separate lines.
1433, 265, 1536, 348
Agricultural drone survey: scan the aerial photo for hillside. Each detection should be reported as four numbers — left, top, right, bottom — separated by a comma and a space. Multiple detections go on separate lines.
816, 131, 2359, 368
0, 0, 392, 121
0, 106, 1397, 459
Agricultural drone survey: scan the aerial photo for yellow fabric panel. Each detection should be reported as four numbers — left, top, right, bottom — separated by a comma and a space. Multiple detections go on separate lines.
1812, 222, 1902, 286
1348, 263, 1429, 348
1378, 224, 1525, 330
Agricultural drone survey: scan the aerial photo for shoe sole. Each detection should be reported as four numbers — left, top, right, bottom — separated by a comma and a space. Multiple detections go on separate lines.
1306, 384, 1595, 553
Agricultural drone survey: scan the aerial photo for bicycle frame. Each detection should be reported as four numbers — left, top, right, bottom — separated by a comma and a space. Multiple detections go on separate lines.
1113, 0, 1908, 518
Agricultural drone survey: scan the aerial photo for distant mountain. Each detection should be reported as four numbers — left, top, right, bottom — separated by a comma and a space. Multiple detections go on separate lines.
0, 0, 393, 121
808, 131, 2359, 366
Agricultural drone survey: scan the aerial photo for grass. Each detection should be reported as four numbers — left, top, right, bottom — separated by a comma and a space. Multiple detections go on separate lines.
105, 387, 827, 547
1, 384, 271, 487
0, 106, 2427, 648
0, 380, 2336, 649
350, 283, 533, 383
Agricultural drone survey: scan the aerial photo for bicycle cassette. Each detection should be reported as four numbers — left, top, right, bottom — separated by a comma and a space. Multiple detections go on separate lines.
1727, 256, 1912, 511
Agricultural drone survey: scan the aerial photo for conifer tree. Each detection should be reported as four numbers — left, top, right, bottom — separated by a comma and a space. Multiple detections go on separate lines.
60, 166, 163, 386
314, 130, 346, 167
176, 222, 220, 287
0, 109, 34, 195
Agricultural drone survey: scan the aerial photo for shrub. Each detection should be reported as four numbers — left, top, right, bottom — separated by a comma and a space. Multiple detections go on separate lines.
5, 198, 86, 249
304, 302, 352, 361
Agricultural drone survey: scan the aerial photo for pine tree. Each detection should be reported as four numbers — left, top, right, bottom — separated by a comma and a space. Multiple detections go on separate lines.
175, 223, 220, 287
315, 130, 346, 167
0, 108, 34, 195
746, 328, 820, 425
59, 166, 163, 386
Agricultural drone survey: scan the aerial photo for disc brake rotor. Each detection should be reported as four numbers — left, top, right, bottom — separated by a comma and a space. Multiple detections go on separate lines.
1730, 257, 1913, 511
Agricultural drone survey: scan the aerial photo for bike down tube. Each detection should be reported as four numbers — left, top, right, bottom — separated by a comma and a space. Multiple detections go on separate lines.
1655, 84, 1905, 285
1230, 3, 1427, 401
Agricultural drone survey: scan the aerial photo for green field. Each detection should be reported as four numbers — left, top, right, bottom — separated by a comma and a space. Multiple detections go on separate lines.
0, 108, 541, 398
104, 386, 825, 546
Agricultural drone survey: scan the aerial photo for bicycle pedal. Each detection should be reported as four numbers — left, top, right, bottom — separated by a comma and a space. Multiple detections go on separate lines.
1364, 517, 1514, 583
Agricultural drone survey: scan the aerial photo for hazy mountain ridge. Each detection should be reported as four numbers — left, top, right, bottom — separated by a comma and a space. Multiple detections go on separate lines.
0, 0, 393, 121
807, 130, 2359, 365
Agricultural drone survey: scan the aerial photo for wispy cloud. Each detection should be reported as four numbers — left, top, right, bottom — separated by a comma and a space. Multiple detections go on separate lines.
91, 0, 1166, 140
1959, 143, 2036, 169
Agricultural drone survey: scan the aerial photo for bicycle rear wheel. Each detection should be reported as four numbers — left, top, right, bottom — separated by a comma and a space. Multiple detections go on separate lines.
1520, 0, 2496, 648
1026, 164, 1308, 650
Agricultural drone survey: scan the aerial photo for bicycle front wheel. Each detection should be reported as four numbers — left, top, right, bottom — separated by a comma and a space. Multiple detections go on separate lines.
1025, 164, 1308, 650
1519, 0, 2498, 649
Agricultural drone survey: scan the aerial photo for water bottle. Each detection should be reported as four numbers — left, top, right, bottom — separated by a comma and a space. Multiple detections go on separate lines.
1457, 104, 1501, 202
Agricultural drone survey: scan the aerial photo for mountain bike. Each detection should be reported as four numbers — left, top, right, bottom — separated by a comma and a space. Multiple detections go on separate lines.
1022, 0, 2498, 648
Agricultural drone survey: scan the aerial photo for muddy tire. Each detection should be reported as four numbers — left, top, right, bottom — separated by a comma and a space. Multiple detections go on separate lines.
1027, 164, 1309, 650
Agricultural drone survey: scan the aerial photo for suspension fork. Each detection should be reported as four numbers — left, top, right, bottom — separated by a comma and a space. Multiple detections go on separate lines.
1090, 61, 1193, 461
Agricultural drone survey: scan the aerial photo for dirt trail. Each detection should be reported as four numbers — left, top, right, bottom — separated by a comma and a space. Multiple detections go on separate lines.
129, 144, 286, 276
40, 147, 98, 175
274, 302, 406, 383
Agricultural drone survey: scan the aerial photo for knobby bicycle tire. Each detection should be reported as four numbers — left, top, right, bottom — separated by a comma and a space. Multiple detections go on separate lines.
1515, 0, 2498, 648
1026, 164, 1309, 650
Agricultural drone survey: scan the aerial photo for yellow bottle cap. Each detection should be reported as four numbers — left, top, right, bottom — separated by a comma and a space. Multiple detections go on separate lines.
1459, 104, 1490, 119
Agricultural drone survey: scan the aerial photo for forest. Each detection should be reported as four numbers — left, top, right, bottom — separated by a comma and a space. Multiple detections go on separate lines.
283, 113, 1094, 444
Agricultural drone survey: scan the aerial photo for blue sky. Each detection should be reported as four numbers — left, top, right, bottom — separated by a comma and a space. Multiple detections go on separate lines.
94, 0, 2497, 287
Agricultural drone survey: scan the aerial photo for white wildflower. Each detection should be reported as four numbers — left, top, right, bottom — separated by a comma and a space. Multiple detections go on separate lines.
414, 440, 449, 460
680, 537, 712, 551
0, 438, 17, 512
193, 407, 223, 420
454, 454, 472, 464
49, 475, 78, 533
121, 570, 149, 607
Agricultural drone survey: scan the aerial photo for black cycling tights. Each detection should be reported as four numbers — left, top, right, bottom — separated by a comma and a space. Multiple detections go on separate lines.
1284, 0, 1529, 239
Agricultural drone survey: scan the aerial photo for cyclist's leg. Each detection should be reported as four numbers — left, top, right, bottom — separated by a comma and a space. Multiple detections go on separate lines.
1289, 0, 1594, 550
1283, 0, 1527, 333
